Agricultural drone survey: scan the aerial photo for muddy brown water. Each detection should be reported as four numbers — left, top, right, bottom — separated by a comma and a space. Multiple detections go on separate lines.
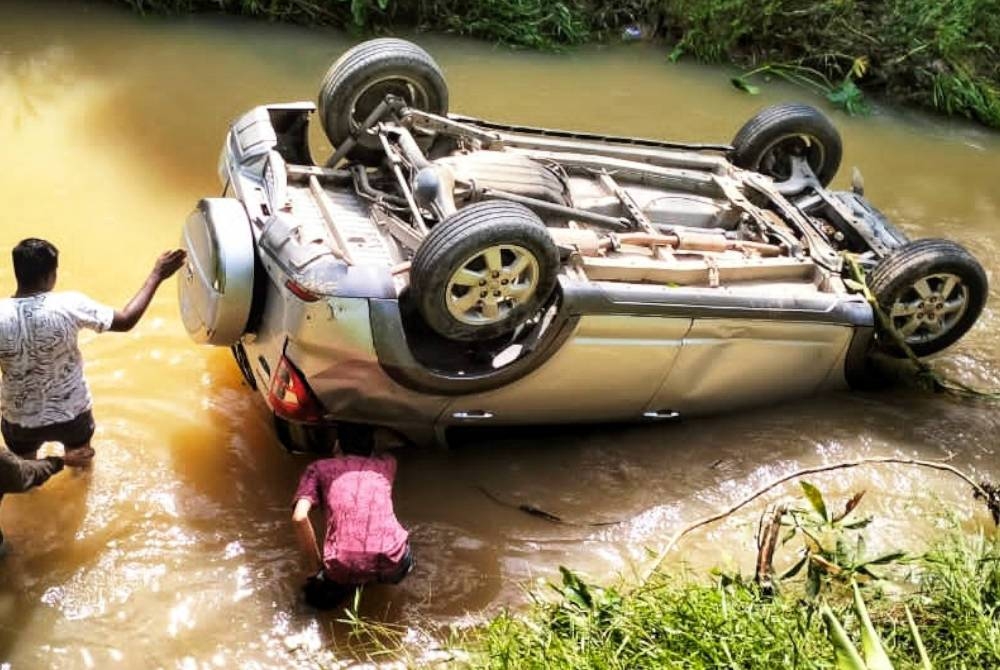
1, 1, 1000, 667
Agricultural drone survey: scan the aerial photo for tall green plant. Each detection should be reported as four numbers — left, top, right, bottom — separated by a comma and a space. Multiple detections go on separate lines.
767, 483, 905, 601
821, 582, 932, 670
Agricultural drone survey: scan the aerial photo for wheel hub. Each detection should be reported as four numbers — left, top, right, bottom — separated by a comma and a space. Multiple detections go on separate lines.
446, 244, 539, 325
759, 133, 826, 181
888, 272, 969, 344
347, 74, 428, 143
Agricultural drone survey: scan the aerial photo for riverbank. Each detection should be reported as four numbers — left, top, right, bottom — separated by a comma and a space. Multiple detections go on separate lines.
472, 527, 1000, 668
462, 464, 1000, 668
344, 491, 1000, 669
111, 0, 1000, 129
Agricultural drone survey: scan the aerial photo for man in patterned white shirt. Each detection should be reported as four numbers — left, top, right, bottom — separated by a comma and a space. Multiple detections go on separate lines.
0, 238, 186, 465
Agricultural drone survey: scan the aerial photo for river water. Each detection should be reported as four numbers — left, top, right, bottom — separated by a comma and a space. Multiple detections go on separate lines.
1, 1, 999, 668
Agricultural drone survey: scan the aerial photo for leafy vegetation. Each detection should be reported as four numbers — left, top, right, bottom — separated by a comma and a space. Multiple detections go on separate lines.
469, 485, 1000, 669
113, 0, 596, 49
317, 482, 1000, 668
425, 0, 591, 49
820, 582, 930, 670
474, 563, 984, 669
110, 0, 1000, 126
657, 0, 1000, 127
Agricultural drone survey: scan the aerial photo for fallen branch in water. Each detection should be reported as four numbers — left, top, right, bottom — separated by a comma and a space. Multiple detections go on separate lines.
475, 485, 621, 527
640, 455, 998, 582
754, 503, 787, 596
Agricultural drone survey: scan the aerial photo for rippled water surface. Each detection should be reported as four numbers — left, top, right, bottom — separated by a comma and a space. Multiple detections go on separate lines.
1, 2, 999, 667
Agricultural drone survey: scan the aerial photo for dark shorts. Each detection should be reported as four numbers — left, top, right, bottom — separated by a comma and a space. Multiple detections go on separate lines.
304, 548, 414, 610
1, 410, 95, 457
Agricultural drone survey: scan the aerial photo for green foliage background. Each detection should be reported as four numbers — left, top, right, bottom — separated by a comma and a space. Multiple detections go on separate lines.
112, 0, 1000, 127
656, 0, 1000, 128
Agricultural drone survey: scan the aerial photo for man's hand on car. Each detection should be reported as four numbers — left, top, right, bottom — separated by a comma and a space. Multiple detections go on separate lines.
153, 249, 187, 283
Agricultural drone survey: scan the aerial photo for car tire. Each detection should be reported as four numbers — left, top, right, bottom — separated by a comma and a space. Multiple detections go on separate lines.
410, 201, 559, 342
318, 38, 449, 166
231, 343, 258, 390
867, 239, 988, 357
730, 103, 843, 187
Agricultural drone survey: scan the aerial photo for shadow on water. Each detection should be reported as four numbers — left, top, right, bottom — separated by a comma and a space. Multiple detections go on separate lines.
0, 46, 77, 130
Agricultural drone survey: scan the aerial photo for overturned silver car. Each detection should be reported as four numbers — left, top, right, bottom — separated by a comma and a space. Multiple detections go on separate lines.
178, 38, 988, 450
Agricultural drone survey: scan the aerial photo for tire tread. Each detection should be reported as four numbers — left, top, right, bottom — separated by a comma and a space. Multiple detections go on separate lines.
730, 103, 843, 186
318, 38, 448, 165
866, 238, 988, 357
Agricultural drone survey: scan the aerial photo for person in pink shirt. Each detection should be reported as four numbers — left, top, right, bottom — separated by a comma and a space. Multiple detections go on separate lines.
292, 422, 412, 609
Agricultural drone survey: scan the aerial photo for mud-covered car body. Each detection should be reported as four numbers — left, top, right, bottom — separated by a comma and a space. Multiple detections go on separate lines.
178, 40, 987, 449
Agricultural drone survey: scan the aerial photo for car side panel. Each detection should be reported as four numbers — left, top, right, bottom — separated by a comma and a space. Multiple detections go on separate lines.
441, 315, 692, 426
647, 319, 853, 417
283, 297, 451, 433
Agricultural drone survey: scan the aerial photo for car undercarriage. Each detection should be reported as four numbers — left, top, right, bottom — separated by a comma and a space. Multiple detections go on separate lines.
178, 38, 989, 450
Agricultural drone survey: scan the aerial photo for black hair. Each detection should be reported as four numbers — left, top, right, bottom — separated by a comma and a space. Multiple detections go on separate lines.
337, 422, 375, 457
12, 238, 58, 288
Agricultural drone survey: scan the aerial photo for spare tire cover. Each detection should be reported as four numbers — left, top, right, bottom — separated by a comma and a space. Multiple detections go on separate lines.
178, 198, 255, 346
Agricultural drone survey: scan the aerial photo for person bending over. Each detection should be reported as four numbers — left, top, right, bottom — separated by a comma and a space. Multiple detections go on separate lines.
0, 238, 186, 464
292, 423, 412, 609
0, 444, 91, 554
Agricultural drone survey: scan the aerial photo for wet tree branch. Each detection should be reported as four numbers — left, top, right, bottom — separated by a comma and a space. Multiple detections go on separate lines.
641, 455, 996, 582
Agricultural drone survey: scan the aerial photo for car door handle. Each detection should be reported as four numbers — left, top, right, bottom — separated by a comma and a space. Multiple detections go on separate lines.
643, 409, 680, 421
452, 410, 494, 420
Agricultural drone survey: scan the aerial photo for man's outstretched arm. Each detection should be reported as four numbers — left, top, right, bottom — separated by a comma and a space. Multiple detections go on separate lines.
292, 498, 324, 574
110, 249, 187, 332
0, 451, 63, 494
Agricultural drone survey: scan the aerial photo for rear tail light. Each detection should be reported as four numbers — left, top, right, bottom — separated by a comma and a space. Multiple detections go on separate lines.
267, 355, 325, 422
284, 279, 320, 302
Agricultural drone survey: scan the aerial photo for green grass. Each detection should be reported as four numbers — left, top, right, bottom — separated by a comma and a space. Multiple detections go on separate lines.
480, 570, 836, 668
427, 0, 591, 50
901, 531, 1000, 666
470, 529, 1000, 669
314, 481, 1000, 668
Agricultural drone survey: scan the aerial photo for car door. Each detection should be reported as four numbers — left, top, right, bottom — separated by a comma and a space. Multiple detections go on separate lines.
645, 317, 854, 418
440, 314, 692, 428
